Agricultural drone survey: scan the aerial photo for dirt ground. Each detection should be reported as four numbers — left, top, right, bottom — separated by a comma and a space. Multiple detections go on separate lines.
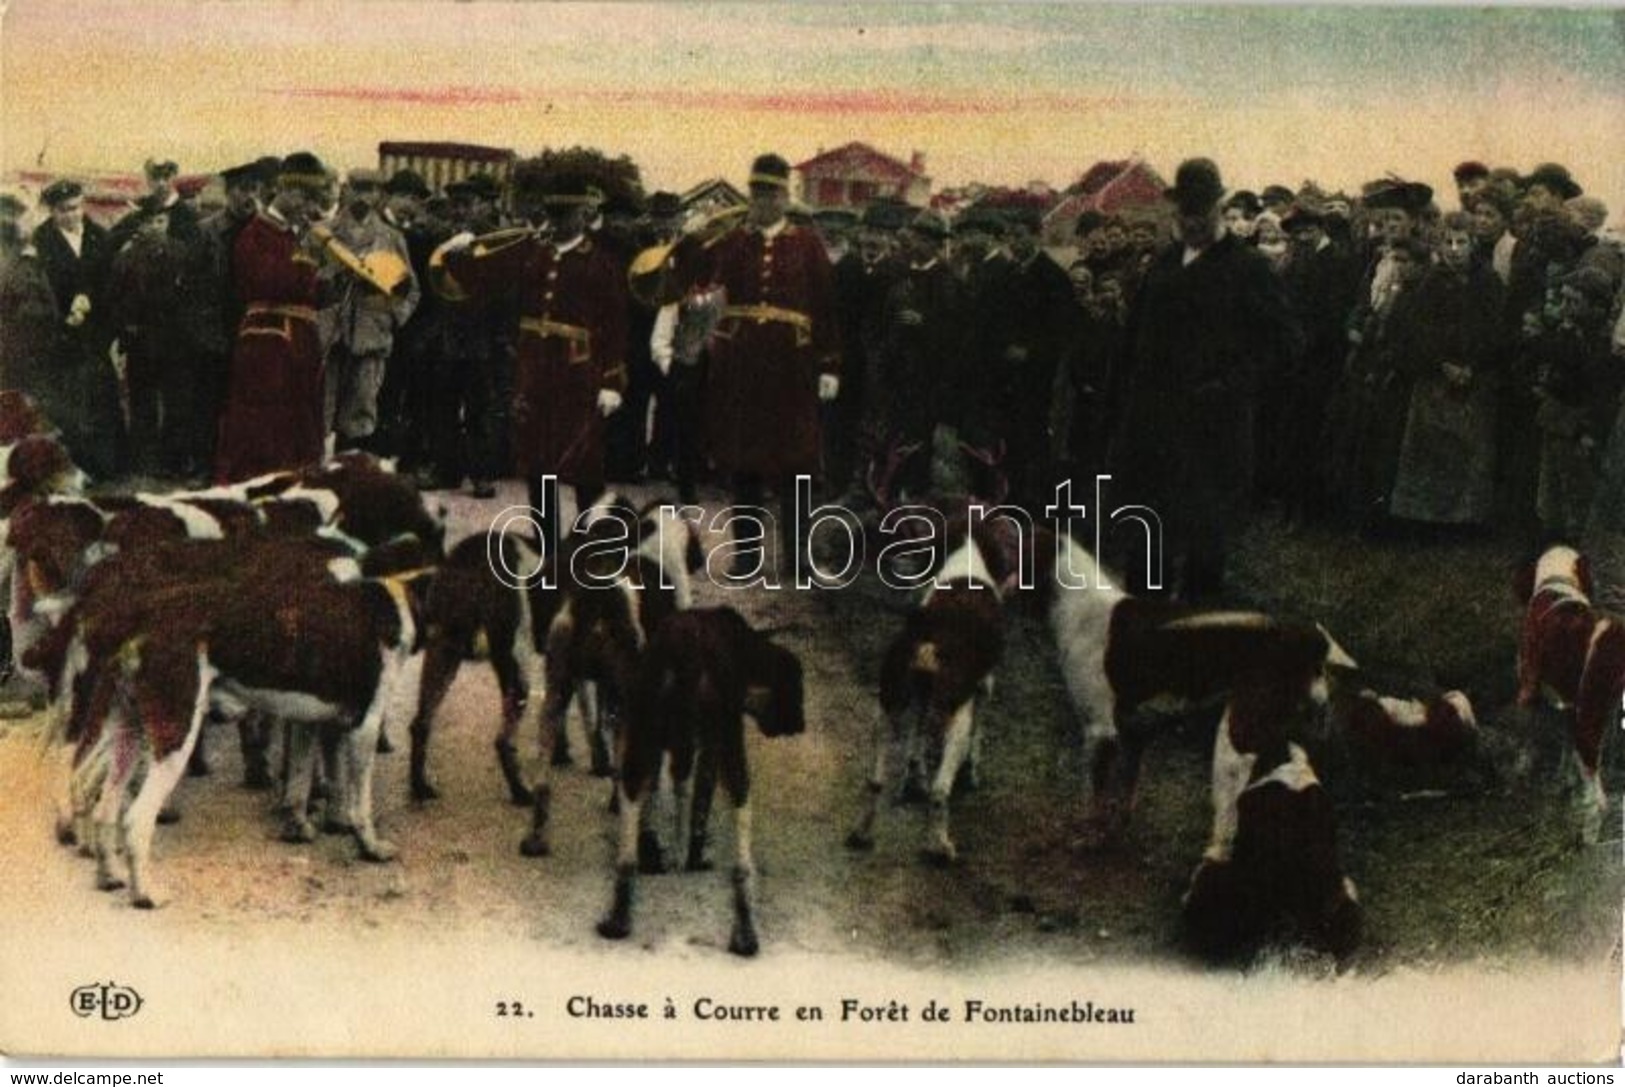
2, 479, 1620, 984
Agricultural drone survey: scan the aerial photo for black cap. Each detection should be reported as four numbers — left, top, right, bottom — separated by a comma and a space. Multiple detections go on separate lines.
1362, 178, 1434, 214
749, 153, 791, 191
0, 193, 26, 218
1223, 190, 1262, 218
956, 206, 1008, 237
1524, 163, 1582, 200
1165, 158, 1225, 215
1453, 160, 1491, 183
861, 199, 913, 232
276, 152, 331, 193
648, 191, 682, 219
220, 159, 268, 187
904, 210, 951, 241
40, 179, 83, 207
384, 169, 431, 198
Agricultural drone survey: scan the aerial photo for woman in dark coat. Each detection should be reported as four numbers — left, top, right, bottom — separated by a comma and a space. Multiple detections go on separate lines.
1386, 213, 1506, 528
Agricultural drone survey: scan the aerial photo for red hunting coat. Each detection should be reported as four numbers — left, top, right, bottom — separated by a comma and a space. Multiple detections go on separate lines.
214, 212, 326, 483
682, 224, 840, 479
440, 236, 627, 488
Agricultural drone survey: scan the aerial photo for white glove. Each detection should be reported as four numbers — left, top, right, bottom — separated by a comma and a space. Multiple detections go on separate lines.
597, 389, 623, 417
443, 231, 476, 253
65, 293, 91, 327
818, 374, 840, 402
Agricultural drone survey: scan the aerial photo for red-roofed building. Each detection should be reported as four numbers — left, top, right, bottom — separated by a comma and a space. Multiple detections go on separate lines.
794, 142, 930, 210
1042, 158, 1168, 244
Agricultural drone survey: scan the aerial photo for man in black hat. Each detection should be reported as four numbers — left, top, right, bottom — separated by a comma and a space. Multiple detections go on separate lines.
981, 204, 1075, 510
375, 168, 438, 470
214, 152, 334, 482
434, 168, 628, 551
30, 178, 126, 479
1107, 157, 1296, 600
829, 198, 907, 499
192, 158, 274, 476
1522, 163, 1582, 214
420, 176, 508, 495
673, 152, 841, 580
876, 211, 960, 500
1266, 202, 1362, 522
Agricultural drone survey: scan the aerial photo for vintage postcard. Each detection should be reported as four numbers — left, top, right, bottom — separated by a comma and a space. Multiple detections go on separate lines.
1, 0, 1622, 1065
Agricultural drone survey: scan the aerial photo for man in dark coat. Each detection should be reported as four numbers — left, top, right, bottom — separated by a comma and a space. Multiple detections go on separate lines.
194, 157, 277, 478
29, 179, 125, 480
829, 198, 905, 500
982, 205, 1075, 510
1267, 203, 1362, 522
1108, 158, 1297, 600
878, 211, 961, 500
373, 167, 437, 470
675, 153, 841, 577
435, 169, 628, 557
213, 153, 332, 483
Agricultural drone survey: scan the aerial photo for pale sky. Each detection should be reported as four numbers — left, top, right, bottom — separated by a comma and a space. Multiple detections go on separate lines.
3, 1, 1623, 217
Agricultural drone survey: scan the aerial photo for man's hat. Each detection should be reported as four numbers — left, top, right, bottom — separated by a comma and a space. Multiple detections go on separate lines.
647, 191, 682, 219
0, 193, 27, 218
861, 199, 913, 232
1222, 190, 1262, 218
749, 153, 792, 191
956, 206, 1008, 237
276, 152, 332, 193
903, 210, 951, 241
384, 169, 431, 198
1281, 203, 1326, 231
1002, 205, 1043, 233
1362, 177, 1433, 214
345, 167, 385, 190
461, 173, 503, 200
1524, 162, 1582, 200
220, 159, 267, 188
1260, 184, 1295, 208
1073, 209, 1107, 237
1453, 160, 1491, 184
39, 179, 83, 207
143, 158, 179, 181
1165, 158, 1226, 215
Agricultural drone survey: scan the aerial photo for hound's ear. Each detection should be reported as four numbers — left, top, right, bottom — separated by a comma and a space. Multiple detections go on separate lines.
1511, 560, 1536, 606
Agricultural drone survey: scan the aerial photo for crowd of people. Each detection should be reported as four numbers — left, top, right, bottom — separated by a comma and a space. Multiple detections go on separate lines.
2, 149, 1623, 600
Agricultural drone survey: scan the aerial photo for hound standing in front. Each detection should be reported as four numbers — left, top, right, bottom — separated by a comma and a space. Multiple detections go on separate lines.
1514, 544, 1625, 841
845, 520, 1007, 865
1045, 530, 1356, 843
598, 606, 805, 956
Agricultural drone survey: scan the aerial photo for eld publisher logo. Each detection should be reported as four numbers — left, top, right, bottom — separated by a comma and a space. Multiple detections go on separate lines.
70, 982, 144, 1021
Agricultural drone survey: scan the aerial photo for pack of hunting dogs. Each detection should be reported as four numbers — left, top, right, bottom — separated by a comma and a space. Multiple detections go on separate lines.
2, 389, 1618, 962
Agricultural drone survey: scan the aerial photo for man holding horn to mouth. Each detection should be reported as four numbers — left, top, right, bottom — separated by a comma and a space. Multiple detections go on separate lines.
433, 164, 629, 558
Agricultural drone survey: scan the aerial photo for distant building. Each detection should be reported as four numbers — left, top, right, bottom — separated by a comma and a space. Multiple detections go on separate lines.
377, 141, 517, 196
1042, 158, 1168, 244
794, 142, 930, 210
